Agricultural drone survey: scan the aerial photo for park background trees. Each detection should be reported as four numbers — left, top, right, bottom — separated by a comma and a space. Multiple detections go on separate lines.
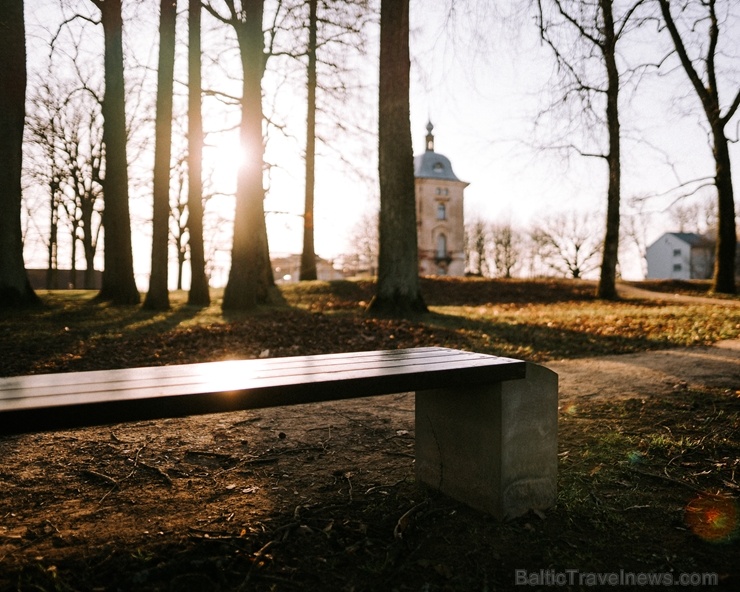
5, 0, 739, 310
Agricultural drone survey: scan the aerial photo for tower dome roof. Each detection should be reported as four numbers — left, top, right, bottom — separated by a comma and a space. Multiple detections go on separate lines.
413, 121, 463, 182
414, 151, 462, 181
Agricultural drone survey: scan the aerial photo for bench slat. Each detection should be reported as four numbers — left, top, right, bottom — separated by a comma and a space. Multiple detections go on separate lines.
0, 348, 525, 436
0, 347, 467, 391
0, 348, 509, 401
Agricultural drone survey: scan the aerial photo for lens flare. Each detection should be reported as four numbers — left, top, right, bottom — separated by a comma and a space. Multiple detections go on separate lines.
684, 494, 738, 543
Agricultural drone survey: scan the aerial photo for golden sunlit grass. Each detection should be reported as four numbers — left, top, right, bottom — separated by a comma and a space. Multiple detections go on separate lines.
18, 279, 740, 365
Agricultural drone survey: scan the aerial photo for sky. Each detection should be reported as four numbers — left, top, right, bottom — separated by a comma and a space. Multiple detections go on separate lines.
21, 0, 740, 286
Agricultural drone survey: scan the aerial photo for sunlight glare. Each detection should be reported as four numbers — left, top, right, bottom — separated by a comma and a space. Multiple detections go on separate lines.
685, 493, 738, 543
204, 133, 253, 194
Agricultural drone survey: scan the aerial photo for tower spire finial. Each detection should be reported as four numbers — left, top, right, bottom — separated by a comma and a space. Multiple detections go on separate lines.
425, 120, 434, 152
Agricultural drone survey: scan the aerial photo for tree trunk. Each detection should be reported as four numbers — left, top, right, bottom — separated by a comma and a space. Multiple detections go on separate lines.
144, 0, 177, 311
47, 187, 59, 289
367, 0, 426, 316
711, 122, 736, 294
94, 0, 140, 304
299, 0, 318, 282
0, 0, 40, 307
70, 220, 79, 288
222, 0, 274, 311
186, 0, 210, 306
81, 202, 97, 289
597, 0, 620, 300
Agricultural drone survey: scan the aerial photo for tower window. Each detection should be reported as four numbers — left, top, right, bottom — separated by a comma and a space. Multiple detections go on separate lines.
436, 203, 447, 220
436, 234, 448, 258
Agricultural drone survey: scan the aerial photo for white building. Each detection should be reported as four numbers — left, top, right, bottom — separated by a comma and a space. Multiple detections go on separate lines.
414, 122, 468, 276
645, 232, 714, 280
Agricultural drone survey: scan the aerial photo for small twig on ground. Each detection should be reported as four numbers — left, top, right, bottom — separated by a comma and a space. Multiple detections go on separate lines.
393, 500, 428, 539
241, 456, 280, 466
365, 477, 409, 496
80, 469, 117, 487
628, 467, 703, 492
98, 443, 151, 504
185, 450, 234, 459
384, 451, 414, 459
231, 416, 263, 426
137, 461, 174, 487
238, 540, 279, 591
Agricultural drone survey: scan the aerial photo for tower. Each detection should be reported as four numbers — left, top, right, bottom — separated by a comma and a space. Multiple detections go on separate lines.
414, 122, 468, 276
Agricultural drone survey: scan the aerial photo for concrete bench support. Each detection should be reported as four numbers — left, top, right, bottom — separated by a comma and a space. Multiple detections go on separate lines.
415, 362, 558, 520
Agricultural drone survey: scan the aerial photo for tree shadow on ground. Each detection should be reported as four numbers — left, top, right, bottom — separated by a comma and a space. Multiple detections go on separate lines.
0, 291, 205, 376
423, 310, 679, 362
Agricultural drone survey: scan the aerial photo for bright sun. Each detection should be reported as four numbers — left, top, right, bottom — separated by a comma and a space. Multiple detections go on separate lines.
201, 133, 304, 258
205, 134, 246, 193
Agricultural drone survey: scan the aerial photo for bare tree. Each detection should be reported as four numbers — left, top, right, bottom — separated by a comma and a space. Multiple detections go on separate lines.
296, 0, 371, 281
26, 80, 67, 289
622, 195, 654, 278
168, 153, 188, 290
367, 0, 426, 315
187, 0, 211, 305
657, 0, 739, 294
533, 212, 603, 279
669, 195, 717, 236
464, 216, 489, 276
0, 0, 39, 307
299, 0, 319, 281
535, 0, 647, 298
89, 0, 140, 304
205, 0, 274, 310
342, 207, 379, 276
57, 101, 104, 289
144, 0, 177, 311
491, 222, 521, 279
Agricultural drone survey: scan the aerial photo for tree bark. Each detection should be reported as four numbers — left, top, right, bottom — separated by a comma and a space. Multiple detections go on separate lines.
144, 0, 177, 311
187, 0, 210, 306
93, 0, 140, 304
367, 0, 426, 316
0, 0, 40, 307
712, 121, 737, 294
597, 0, 621, 300
299, 0, 318, 282
222, 0, 274, 311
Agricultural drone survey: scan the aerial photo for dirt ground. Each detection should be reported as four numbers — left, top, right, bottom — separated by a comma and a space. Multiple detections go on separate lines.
1, 336, 738, 591
550, 339, 740, 402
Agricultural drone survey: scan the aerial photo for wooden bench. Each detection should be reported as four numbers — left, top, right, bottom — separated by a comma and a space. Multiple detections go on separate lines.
0, 347, 558, 519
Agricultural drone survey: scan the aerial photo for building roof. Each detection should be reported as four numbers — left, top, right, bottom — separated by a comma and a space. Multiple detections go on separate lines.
413, 121, 464, 183
663, 232, 713, 247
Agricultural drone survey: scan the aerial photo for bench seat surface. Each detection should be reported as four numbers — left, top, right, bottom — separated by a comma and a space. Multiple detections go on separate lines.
0, 347, 525, 436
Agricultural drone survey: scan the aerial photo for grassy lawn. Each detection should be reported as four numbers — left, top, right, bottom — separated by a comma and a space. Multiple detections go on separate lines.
0, 277, 738, 591
3, 278, 738, 373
